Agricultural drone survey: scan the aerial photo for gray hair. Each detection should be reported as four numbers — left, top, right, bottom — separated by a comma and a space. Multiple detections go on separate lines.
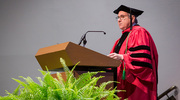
134, 17, 138, 23
128, 14, 138, 24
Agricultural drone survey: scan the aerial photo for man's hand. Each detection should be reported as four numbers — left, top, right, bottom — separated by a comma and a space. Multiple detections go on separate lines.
107, 53, 124, 60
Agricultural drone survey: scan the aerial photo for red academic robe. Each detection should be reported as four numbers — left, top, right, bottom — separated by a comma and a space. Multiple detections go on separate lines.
110, 26, 158, 100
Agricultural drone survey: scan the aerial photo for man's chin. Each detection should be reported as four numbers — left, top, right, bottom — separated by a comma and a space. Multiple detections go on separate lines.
119, 27, 124, 30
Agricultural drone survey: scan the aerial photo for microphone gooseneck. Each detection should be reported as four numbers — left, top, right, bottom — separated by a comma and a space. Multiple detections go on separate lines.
78, 31, 106, 47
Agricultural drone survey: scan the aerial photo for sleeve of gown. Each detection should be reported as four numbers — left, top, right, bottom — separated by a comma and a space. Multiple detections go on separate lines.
123, 28, 155, 84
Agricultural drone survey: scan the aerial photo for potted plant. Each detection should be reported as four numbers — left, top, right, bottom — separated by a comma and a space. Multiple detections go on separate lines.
0, 58, 122, 100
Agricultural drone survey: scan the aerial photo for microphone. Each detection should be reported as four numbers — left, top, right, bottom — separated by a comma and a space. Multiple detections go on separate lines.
78, 31, 106, 47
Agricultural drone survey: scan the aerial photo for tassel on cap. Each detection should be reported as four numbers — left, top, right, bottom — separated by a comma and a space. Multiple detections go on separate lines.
130, 8, 132, 30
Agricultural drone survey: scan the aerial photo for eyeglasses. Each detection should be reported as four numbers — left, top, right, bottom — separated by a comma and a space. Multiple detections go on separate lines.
115, 15, 129, 20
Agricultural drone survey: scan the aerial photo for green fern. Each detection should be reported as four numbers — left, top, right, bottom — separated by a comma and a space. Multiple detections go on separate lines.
0, 58, 122, 100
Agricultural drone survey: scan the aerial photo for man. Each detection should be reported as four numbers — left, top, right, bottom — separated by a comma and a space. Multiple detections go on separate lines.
108, 5, 158, 100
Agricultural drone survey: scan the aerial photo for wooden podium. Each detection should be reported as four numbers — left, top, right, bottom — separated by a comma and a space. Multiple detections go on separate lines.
35, 41, 121, 89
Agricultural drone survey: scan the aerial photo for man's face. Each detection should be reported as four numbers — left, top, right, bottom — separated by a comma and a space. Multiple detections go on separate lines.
117, 11, 131, 31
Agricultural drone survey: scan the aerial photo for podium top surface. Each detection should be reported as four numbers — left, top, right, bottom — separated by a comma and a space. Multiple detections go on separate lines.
35, 42, 121, 70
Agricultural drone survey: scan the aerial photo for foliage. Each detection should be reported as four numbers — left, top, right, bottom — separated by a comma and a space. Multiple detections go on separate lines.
0, 58, 121, 100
